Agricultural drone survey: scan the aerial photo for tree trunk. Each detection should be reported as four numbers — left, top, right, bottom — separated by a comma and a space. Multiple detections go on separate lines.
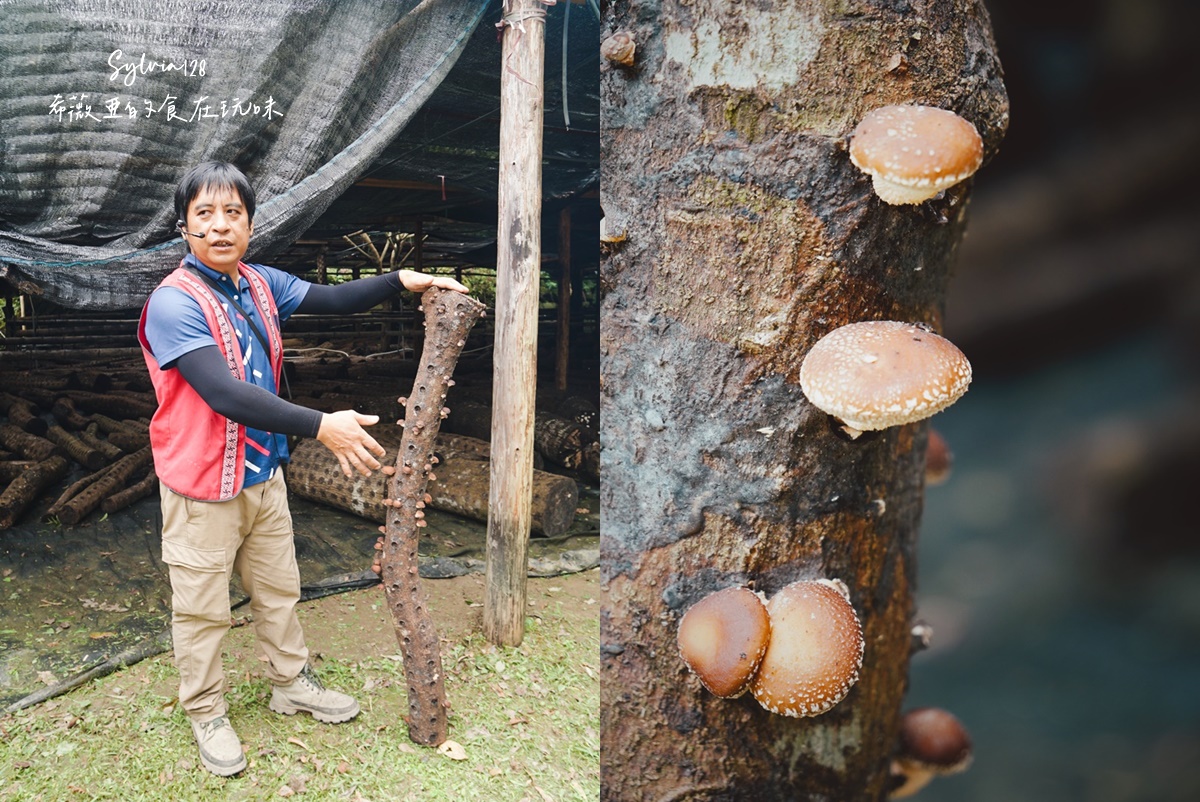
381, 286, 486, 747
599, 2, 1007, 800
486, 0, 546, 648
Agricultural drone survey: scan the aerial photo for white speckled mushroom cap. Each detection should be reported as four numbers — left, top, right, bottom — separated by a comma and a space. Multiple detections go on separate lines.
750, 579, 864, 718
849, 104, 983, 204
799, 321, 971, 436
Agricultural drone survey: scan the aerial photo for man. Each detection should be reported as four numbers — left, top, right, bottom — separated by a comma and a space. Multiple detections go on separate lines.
138, 161, 467, 776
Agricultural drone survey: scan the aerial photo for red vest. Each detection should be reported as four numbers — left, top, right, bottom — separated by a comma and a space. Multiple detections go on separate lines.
138, 262, 284, 501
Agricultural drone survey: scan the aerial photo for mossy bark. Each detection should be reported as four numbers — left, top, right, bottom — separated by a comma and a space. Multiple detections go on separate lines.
599, 1, 1008, 800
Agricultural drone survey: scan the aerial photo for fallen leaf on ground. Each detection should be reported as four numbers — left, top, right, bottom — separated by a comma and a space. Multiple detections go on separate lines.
437, 740, 467, 760
37, 670, 57, 686
397, 743, 417, 755
287, 736, 311, 751
277, 785, 294, 797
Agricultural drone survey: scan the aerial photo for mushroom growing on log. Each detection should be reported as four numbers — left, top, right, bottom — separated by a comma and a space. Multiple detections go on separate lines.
380, 287, 486, 747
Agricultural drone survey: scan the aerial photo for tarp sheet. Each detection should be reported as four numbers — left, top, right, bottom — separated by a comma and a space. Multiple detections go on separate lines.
0, 0, 488, 309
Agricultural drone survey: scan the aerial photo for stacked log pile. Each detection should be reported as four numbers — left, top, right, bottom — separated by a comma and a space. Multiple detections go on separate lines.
0, 352, 599, 531
0, 363, 159, 529
287, 429, 580, 537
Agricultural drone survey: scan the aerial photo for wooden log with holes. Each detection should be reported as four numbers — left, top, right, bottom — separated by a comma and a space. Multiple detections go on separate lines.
45, 425, 108, 470
0, 424, 63, 462
287, 435, 577, 537
63, 390, 157, 420
383, 286, 486, 747
105, 430, 151, 453
0, 392, 48, 436
0, 456, 70, 529
50, 397, 92, 430
443, 401, 586, 470
56, 447, 152, 526
101, 469, 158, 514
0, 461, 36, 484
77, 428, 126, 463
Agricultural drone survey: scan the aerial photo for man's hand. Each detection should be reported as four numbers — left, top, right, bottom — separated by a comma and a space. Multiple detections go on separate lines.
316, 410, 386, 477
396, 270, 469, 294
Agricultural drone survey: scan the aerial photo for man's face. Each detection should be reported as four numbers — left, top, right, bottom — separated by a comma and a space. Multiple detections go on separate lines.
184, 183, 253, 272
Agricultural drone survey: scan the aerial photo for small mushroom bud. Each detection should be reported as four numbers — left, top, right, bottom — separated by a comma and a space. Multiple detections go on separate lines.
677, 587, 771, 699
423, 494, 432, 504
601, 31, 636, 67
398, 396, 408, 406
415, 520, 427, 528
889, 707, 973, 798
925, 428, 953, 486
750, 579, 864, 717
428, 472, 437, 482
799, 321, 971, 439
849, 104, 984, 205
416, 501, 425, 509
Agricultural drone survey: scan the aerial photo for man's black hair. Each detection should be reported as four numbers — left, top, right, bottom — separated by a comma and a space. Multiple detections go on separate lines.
174, 161, 256, 226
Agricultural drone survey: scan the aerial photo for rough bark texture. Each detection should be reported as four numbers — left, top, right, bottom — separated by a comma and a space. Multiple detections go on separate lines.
0, 456, 69, 529
381, 286, 486, 746
45, 425, 107, 470
0, 424, 62, 462
56, 446, 152, 525
100, 469, 158, 514
486, 0, 546, 648
600, 2, 1007, 800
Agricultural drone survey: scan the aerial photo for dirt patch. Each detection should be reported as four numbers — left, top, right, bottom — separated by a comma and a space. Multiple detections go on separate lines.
298, 570, 601, 662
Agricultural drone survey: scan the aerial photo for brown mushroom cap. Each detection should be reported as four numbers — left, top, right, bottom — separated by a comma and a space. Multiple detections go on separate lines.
799, 321, 972, 437
925, 427, 953, 485
849, 104, 983, 204
677, 586, 771, 698
750, 579, 864, 717
601, 31, 637, 67
897, 707, 973, 772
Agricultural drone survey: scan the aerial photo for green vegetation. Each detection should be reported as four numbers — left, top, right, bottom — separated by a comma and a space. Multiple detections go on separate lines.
0, 577, 600, 801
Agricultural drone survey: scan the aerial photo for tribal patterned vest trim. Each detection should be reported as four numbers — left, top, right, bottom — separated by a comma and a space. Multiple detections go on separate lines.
137, 261, 284, 501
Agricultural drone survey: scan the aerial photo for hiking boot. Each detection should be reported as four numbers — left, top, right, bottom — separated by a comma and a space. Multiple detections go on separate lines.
269, 663, 360, 724
190, 715, 247, 777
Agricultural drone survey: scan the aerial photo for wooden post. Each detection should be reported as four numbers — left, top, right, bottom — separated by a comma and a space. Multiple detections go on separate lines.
556, 206, 571, 392
485, 0, 546, 647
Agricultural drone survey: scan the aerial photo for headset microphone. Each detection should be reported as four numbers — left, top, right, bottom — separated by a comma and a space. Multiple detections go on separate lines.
177, 221, 205, 238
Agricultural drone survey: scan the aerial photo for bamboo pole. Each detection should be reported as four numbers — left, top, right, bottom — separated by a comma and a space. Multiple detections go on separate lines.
556, 206, 572, 392
485, 0, 547, 647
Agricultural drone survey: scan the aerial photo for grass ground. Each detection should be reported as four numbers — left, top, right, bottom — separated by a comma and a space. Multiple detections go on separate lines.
0, 570, 600, 801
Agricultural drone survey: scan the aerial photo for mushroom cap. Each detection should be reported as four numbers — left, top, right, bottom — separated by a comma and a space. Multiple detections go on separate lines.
849, 104, 983, 204
897, 707, 973, 773
750, 579, 864, 717
677, 586, 771, 698
799, 321, 971, 435
925, 427, 953, 485
601, 31, 637, 67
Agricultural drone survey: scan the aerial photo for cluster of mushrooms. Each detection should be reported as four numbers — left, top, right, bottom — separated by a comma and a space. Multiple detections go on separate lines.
676, 102, 985, 797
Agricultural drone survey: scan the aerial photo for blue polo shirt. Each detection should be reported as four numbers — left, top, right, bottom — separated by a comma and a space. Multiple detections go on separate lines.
143, 254, 309, 488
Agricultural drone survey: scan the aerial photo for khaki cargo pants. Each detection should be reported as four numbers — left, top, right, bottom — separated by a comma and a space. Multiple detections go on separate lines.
160, 471, 308, 721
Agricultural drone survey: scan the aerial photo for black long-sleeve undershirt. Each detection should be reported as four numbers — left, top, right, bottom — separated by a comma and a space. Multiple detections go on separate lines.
174, 346, 324, 437
294, 271, 403, 315
167, 271, 406, 435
